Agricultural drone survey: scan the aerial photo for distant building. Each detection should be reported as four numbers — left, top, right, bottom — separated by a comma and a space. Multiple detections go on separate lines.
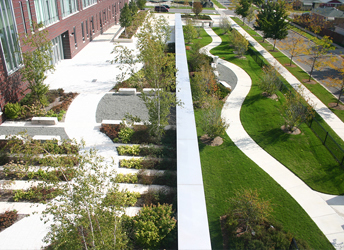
312, 6, 344, 25
0, 0, 126, 122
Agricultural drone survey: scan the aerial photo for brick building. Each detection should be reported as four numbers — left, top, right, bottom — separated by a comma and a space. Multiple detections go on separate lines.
0, 0, 126, 122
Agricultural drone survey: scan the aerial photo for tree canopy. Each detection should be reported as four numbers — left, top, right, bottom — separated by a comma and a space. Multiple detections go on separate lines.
119, 3, 132, 37
235, 0, 252, 25
254, 0, 289, 49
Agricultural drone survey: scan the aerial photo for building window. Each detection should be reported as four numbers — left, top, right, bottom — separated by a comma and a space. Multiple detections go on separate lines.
81, 22, 85, 42
82, 0, 97, 8
19, 1, 28, 34
0, 0, 22, 74
60, 0, 78, 18
26, 0, 33, 31
86, 19, 89, 38
34, 0, 59, 26
91, 16, 94, 34
73, 26, 77, 48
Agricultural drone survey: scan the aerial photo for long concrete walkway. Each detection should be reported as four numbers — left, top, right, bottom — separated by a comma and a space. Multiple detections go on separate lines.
213, 9, 344, 144
202, 25, 344, 249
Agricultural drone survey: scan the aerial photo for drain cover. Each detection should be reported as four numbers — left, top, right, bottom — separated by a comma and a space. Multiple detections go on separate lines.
92, 79, 97, 82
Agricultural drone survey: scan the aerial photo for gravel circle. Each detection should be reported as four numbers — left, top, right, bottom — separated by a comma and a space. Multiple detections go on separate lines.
96, 93, 149, 123
217, 64, 238, 91
0, 127, 69, 140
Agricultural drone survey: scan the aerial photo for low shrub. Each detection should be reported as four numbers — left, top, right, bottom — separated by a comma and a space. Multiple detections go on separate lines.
46, 109, 66, 121
0, 210, 18, 230
138, 170, 177, 187
216, 82, 231, 99
4, 103, 25, 119
140, 189, 177, 208
105, 190, 140, 207
13, 186, 60, 202
120, 158, 143, 169
118, 127, 135, 143
115, 173, 138, 183
100, 124, 122, 140
131, 204, 177, 249
117, 145, 140, 156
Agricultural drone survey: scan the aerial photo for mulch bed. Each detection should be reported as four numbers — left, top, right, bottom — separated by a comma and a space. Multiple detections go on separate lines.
302, 79, 317, 84
329, 102, 344, 110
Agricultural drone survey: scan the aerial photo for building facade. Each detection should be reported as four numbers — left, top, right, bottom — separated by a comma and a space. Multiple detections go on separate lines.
0, 0, 126, 122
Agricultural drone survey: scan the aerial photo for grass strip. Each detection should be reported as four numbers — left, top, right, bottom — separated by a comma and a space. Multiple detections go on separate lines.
211, 26, 344, 194
211, 0, 226, 9
187, 27, 333, 250
231, 16, 344, 124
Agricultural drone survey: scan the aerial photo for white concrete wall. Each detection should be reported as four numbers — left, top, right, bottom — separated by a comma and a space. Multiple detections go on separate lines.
175, 13, 212, 250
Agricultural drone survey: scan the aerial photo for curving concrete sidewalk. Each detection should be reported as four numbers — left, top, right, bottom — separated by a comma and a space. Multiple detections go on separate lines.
213, 10, 344, 144
203, 26, 344, 249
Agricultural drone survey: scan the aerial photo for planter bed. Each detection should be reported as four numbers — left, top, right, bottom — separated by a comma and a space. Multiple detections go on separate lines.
119, 158, 177, 171
135, 188, 177, 209
0, 168, 75, 182
100, 124, 176, 145
117, 145, 176, 158
0, 210, 27, 232
115, 171, 177, 187
0, 186, 59, 203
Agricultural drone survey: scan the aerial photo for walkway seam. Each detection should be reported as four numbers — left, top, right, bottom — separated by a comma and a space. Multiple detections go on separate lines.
202, 25, 344, 249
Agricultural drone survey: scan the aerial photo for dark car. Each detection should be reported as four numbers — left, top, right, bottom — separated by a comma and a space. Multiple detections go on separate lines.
162, 4, 170, 9
155, 6, 169, 12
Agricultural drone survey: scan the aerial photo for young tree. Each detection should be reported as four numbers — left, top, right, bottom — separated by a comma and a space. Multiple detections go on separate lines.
280, 86, 315, 132
137, 0, 147, 10
279, 30, 304, 66
219, 17, 232, 35
299, 35, 335, 81
327, 58, 344, 106
229, 29, 249, 57
246, 5, 256, 24
113, 14, 178, 141
200, 98, 229, 139
20, 23, 55, 106
183, 19, 198, 44
235, 0, 251, 25
259, 65, 282, 96
192, 2, 203, 17
42, 149, 134, 249
2, 133, 136, 248
226, 189, 272, 234
119, 3, 132, 37
254, 0, 289, 50
129, 0, 138, 15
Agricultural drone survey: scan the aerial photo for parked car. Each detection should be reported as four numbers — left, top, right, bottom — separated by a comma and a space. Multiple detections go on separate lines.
155, 6, 169, 12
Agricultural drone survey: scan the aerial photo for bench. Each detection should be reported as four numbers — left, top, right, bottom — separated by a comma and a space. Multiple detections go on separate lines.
118, 88, 136, 95
31, 117, 58, 125
143, 88, 162, 96
32, 135, 61, 144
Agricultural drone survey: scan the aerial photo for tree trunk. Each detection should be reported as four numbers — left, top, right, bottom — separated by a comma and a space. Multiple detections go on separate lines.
336, 80, 344, 106
309, 57, 316, 81
273, 40, 276, 51
290, 55, 294, 66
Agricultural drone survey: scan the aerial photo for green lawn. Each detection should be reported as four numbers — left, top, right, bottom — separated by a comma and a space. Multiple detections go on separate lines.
197, 115, 333, 249
231, 16, 344, 124
211, 0, 226, 9
186, 28, 333, 250
211, 27, 344, 195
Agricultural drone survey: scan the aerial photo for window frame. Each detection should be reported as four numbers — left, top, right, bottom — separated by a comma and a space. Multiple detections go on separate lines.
0, 0, 23, 75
